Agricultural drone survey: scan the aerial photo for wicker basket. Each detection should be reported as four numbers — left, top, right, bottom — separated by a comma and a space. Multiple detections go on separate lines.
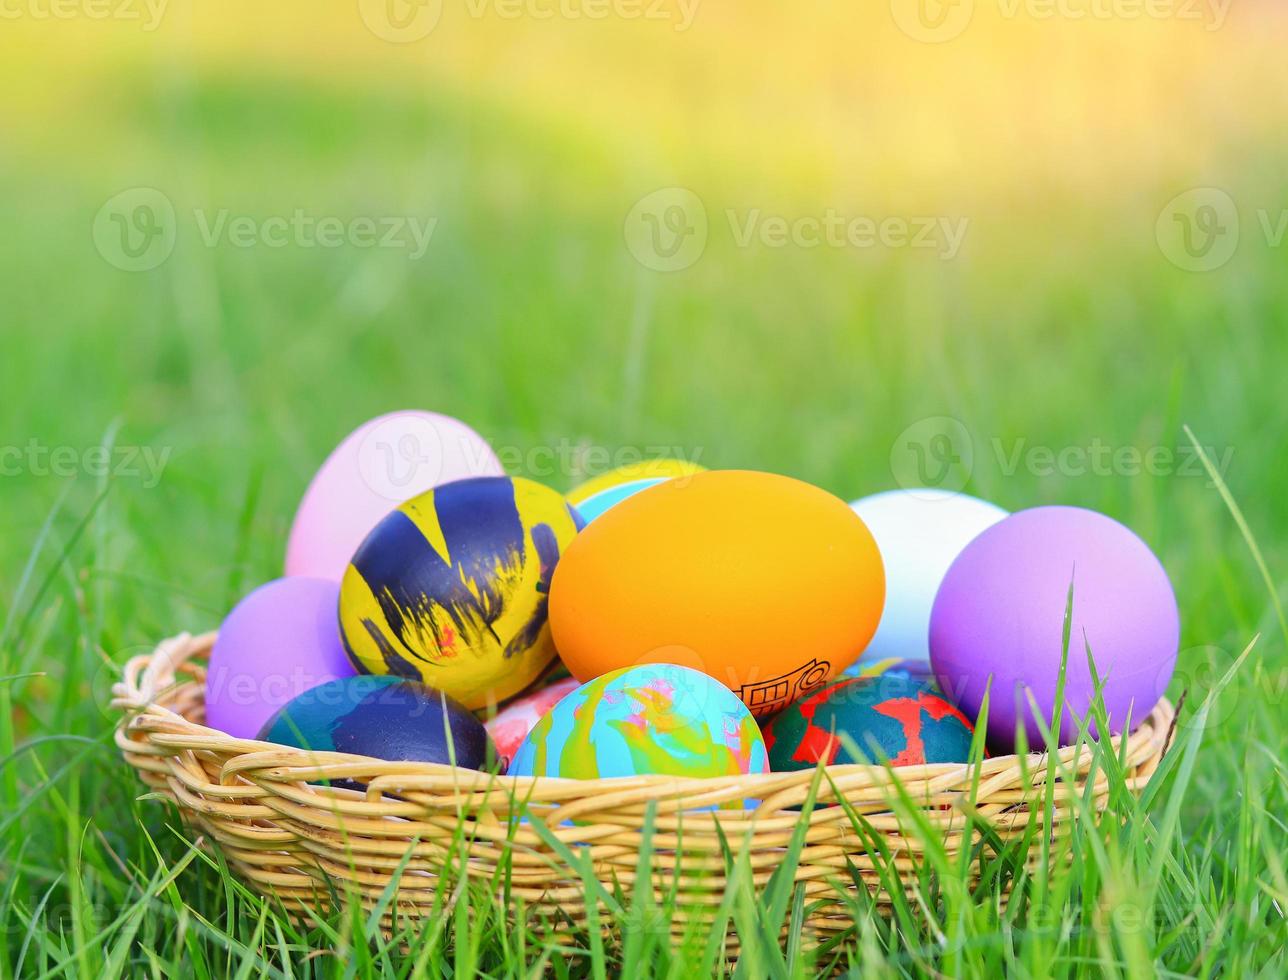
113, 631, 1174, 950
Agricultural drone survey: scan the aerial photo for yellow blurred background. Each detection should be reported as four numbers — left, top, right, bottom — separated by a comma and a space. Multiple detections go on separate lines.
6, 2, 1286, 208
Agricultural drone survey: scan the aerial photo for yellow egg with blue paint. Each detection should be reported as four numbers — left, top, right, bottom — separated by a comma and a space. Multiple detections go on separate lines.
508, 663, 769, 780
572, 477, 665, 524
566, 458, 705, 506
339, 476, 583, 710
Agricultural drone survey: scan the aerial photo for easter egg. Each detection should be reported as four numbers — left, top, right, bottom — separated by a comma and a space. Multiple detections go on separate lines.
286, 410, 504, 582
930, 506, 1179, 751
566, 458, 705, 506
205, 578, 356, 739
550, 470, 885, 717
257, 675, 496, 773
843, 656, 937, 688
763, 674, 976, 771
849, 489, 1007, 665
484, 676, 580, 764
340, 476, 583, 710
508, 664, 768, 780
572, 477, 665, 524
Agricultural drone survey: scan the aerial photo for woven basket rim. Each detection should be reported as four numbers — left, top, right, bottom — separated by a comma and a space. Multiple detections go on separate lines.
113, 630, 1176, 803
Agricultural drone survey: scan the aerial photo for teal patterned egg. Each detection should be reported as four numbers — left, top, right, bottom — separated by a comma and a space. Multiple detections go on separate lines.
763, 673, 976, 771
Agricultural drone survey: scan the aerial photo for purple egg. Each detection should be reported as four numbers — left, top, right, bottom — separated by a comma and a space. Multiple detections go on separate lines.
205, 578, 357, 739
929, 506, 1178, 752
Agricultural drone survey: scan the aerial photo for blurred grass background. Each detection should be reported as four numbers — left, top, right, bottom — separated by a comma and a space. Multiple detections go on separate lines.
2, 1, 1286, 973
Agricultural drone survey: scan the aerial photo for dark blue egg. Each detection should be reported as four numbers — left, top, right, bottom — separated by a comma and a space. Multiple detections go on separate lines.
256, 675, 497, 773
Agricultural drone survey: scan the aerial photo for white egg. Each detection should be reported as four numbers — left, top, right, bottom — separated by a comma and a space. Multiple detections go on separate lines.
849, 488, 1007, 664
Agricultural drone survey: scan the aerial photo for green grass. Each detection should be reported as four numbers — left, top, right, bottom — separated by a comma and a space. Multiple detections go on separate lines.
2, 56, 1287, 978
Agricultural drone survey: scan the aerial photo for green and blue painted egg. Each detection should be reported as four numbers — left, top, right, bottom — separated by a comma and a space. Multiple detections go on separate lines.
508, 664, 769, 780
257, 674, 496, 772
763, 673, 975, 771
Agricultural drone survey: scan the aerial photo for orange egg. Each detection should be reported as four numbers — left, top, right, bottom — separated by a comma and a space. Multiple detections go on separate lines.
549, 470, 885, 717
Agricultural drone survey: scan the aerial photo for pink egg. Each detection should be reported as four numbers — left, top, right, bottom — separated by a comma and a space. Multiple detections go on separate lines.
286, 410, 504, 581
484, 677, 580, 763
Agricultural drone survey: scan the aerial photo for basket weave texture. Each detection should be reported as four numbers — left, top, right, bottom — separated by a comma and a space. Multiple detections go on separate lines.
113, 632, 1174, 946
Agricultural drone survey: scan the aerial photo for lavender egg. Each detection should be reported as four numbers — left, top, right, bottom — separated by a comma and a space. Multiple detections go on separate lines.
929, 506, 1178, 752
205, 578, 356, 739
